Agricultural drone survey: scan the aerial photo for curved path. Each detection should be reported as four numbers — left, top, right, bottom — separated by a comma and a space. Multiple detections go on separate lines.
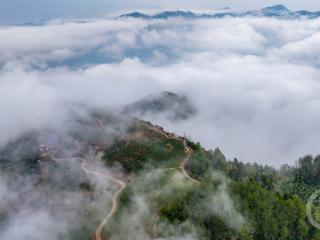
81, 152, 126, 240
180, 149, 200, 184
140, 122, 200, 184
53, 151, 126, 240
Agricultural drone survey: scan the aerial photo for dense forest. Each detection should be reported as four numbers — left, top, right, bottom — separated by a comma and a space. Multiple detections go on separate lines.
1, 119, 320, 240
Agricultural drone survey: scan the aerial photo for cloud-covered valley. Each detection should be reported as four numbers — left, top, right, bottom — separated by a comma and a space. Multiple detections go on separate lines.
1, 16, 320, 166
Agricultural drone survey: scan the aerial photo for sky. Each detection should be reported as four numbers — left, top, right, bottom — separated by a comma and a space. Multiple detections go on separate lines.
0, 0, 319, 24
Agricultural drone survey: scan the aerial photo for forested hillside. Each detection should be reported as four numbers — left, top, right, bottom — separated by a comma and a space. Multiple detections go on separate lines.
1, 117, 320, 239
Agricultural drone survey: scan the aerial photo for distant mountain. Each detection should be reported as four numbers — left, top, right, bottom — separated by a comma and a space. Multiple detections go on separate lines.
123, 92, 197, 121
261, 4, 291, 16
119, 4, 320, 20
294, 10, 320, 19
19, 18, 51, 26
120, 11, 207, 19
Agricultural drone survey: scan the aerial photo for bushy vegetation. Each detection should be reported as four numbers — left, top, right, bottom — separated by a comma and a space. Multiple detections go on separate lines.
187, 148, 210, 179
102, 133, 185, 172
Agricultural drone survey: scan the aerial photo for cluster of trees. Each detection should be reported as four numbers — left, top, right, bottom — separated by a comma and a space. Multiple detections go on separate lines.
103, 136, 185, 172
206, 148, 320, 239
294, 155, 320, 187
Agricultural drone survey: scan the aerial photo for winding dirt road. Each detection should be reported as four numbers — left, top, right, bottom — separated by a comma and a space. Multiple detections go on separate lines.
140, 122, 200, 184
81, 152, 126, 240
53, 151, 126, 240
180, 149, 200, 184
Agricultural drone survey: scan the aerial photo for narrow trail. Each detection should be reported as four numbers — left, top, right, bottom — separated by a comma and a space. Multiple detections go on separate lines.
81, 152, 126, 240
140, 122, 200, 184
180, 149, 200, 184
53, 150, 126, 240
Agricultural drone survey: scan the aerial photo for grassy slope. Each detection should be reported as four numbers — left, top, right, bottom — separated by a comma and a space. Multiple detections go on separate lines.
102, 123, 186, 173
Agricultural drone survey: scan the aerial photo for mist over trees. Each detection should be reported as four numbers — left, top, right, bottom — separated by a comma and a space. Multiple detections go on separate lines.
1, 4, 320, 239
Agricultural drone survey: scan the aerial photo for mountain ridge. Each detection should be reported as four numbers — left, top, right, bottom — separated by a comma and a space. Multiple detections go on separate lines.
119, 4, 320, 20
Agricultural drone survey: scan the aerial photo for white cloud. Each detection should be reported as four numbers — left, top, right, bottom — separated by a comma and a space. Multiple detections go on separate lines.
1, 17, 320, 166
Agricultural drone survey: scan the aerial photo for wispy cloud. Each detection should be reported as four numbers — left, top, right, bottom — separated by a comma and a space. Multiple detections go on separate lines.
1, 17, 320, 166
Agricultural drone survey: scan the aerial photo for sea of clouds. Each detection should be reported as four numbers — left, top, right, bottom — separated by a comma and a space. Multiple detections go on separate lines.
1, 16, 320, 166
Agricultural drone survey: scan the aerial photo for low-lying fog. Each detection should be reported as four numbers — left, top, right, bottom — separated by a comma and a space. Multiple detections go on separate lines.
1, 16, 320, 166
